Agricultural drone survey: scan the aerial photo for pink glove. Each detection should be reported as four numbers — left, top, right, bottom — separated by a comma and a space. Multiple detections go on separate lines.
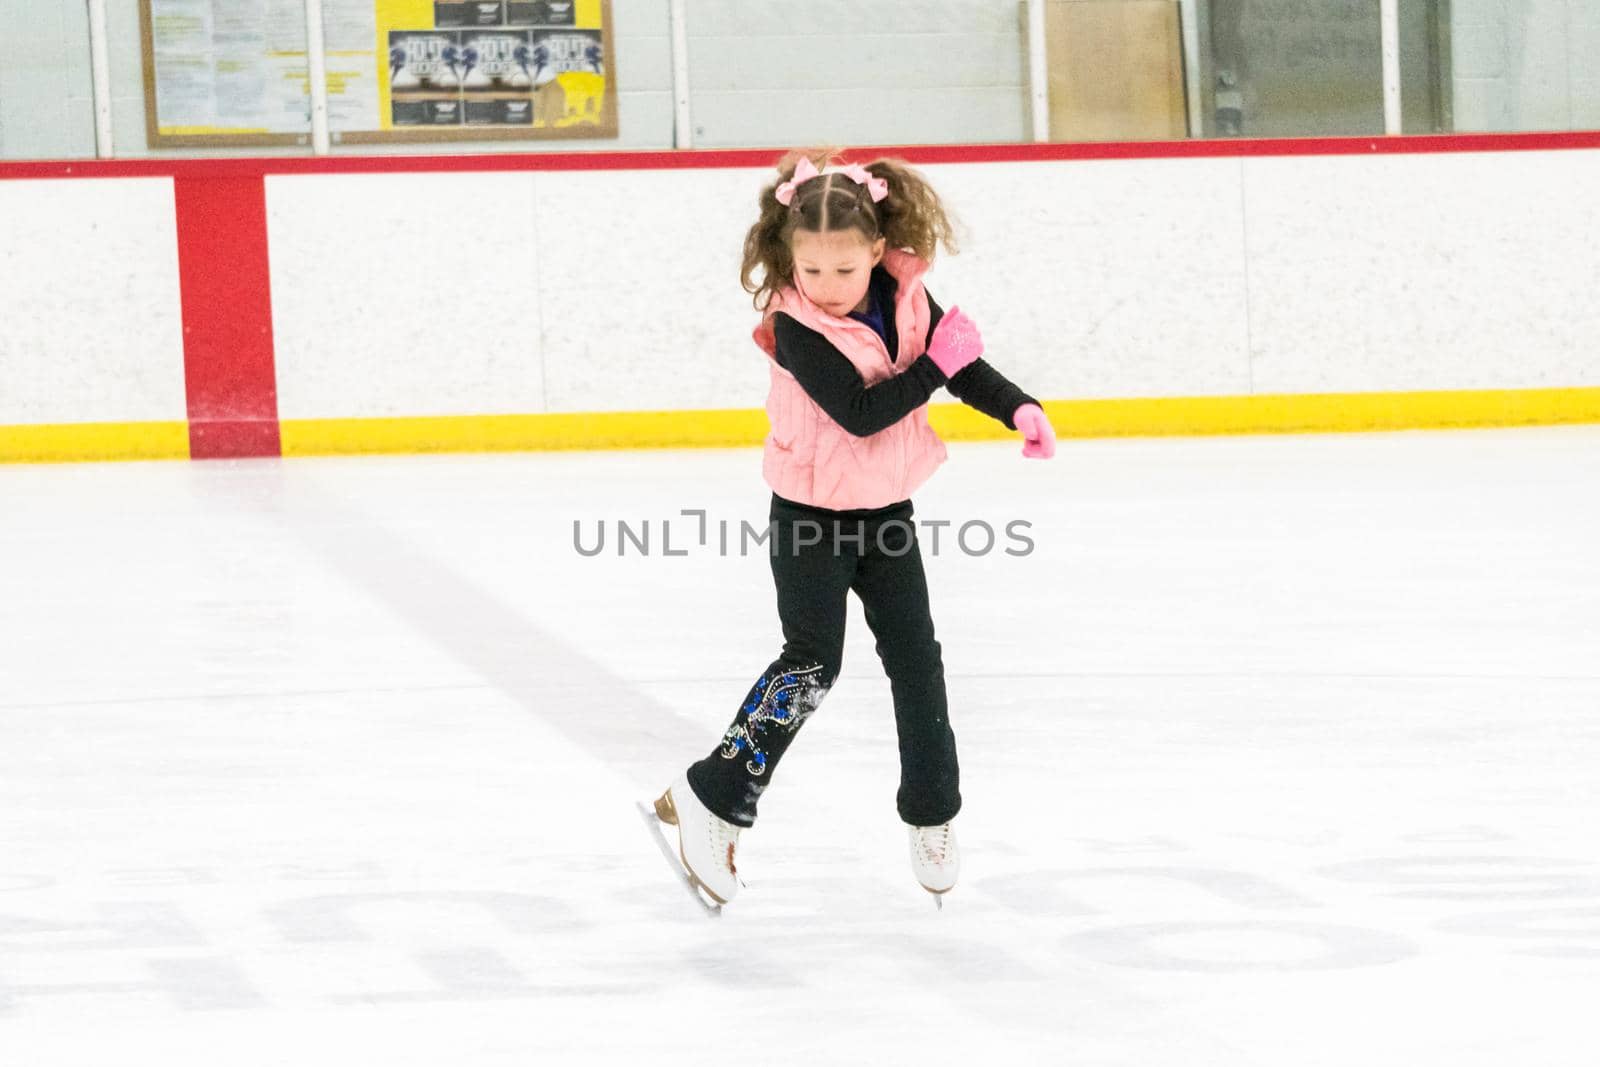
1013, 403, 1056, 459
924, 306, 984, 378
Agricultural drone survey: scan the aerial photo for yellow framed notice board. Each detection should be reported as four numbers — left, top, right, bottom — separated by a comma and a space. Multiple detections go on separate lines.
140, 0, 617, 148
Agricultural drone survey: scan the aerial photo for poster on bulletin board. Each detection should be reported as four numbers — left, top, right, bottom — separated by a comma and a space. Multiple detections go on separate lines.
139, 0, 617, 147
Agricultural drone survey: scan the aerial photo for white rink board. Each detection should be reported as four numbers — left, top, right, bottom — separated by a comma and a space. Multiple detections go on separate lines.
920, 157, 1254, 400
266, 172, 547, 420
531, 167, 766, 414
6, 149, 1600, 430
0, 177, 186, 425
260, 149, 1600, 420
1244, 149, 1600, 394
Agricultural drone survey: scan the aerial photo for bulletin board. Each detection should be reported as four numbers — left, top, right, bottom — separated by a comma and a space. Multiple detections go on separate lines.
139, 0, 618, 148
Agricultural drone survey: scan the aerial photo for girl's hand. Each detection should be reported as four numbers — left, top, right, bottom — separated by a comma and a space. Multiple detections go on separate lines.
925, 306, 984, 378
1013, 403, 1056, 459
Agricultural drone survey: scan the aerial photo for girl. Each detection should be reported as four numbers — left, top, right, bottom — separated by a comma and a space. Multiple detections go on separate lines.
650, 150, 1057, 907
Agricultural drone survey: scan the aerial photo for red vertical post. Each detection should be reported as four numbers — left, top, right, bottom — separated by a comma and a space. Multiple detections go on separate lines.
172, 175, 282, 459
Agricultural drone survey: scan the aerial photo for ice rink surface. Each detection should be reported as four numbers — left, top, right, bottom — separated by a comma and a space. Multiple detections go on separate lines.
2, 427, 1598, 1066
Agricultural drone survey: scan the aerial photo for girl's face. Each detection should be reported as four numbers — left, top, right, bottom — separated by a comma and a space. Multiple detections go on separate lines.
790, 228, 887, 317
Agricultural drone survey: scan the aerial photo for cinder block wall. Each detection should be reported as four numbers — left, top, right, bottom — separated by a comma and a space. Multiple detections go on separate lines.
0, 0, 96, 159
682, 0, 1028, 147
1451, 0, 1600, 132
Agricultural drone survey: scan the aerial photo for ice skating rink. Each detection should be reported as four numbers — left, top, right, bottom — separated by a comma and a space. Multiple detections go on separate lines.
2, 427, 1597, 1066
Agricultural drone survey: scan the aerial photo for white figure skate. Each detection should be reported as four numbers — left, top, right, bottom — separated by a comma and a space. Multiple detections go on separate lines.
642, 773, 742, 910
908, 822, 959, 907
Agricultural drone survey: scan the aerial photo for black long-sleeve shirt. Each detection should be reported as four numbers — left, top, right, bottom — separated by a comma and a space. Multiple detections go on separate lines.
772, 265, 1039, 438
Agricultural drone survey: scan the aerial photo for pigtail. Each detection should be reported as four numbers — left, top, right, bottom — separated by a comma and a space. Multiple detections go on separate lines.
741, 148, 837, 310
864, 158, 959, 262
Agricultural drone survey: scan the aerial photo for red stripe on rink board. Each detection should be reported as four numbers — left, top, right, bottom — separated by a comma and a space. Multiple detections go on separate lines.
2, 130, 1600, 182
173, 176, 282, 459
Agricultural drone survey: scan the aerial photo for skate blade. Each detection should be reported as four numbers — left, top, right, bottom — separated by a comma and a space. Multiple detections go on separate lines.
681, 860, 729, 907
636, 799, 721, 916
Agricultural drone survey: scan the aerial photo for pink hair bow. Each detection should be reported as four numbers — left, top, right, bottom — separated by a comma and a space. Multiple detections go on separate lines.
774, 157, 889, 206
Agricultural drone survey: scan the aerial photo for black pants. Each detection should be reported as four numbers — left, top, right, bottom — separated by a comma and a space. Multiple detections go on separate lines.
686, 493, 961, 828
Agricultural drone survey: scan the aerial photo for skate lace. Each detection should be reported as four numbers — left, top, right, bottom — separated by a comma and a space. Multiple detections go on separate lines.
711, 816, 741, 876
916, 823, 953, 864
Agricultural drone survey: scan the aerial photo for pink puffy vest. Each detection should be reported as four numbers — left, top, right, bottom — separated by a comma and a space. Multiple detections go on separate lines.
753, 248, 948, 511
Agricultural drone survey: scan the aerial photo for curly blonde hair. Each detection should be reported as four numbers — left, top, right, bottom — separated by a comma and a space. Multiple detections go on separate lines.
740, 148, 959, 310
